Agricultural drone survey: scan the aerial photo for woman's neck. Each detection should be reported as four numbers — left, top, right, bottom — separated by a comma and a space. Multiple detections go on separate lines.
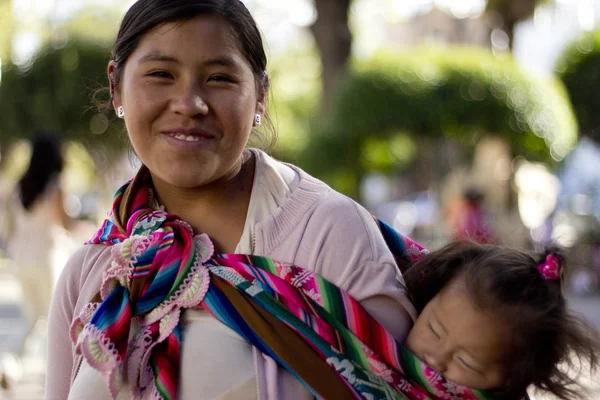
151, 151, 256, 253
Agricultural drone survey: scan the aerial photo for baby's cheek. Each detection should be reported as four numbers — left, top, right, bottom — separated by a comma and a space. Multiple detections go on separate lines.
404, 329, 417, 351
443, 364, 474, 387
446, 367, 505, 391
404, 326, 426, 356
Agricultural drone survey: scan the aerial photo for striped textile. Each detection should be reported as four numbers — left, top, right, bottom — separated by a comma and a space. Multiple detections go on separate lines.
70, 166, 524, 400
202, 254, 516, 400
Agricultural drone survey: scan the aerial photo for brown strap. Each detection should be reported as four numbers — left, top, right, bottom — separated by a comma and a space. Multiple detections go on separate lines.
214, 277, 357, 399
114, 165, 151, 234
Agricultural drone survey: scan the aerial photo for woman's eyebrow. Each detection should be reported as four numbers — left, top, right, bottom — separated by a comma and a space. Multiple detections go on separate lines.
202, 56, 239, 69
137, 52, 240, 71
138, 52, 180, 64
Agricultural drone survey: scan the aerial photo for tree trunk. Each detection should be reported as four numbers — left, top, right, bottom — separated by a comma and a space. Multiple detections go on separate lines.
487, 0, 538, 50
505, 19, 516, 50
0, 141, 14, 171
310, 0, 353, 112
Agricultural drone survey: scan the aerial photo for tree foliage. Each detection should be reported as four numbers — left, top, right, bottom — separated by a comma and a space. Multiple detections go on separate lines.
0, 41, 126, 155
556, 29, 600, 144
300, 46, 577, 198
0, 0, 15, 62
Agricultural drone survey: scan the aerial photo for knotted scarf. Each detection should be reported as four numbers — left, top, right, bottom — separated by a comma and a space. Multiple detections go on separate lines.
70, 165, 524, 400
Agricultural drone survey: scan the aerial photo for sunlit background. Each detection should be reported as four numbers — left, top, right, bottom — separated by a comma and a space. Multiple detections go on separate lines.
1, 0, 600, 398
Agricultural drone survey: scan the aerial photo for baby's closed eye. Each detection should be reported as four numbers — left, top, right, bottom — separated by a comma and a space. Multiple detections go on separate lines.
456, 355, 484, 375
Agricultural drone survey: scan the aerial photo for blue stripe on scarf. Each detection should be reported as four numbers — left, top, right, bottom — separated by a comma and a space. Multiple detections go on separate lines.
135, 262, 179, 314
91, 285, 130, 330
377, 220, 411, 263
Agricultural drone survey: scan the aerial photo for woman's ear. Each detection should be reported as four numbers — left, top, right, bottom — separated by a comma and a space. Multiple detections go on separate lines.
255, 72, 269, 117
107, 61, 122, 112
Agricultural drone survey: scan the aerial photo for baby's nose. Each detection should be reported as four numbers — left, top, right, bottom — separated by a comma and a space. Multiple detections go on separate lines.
424, 354, 447, 373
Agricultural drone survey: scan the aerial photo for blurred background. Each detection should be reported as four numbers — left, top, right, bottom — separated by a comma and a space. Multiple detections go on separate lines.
1, 0, 600, 398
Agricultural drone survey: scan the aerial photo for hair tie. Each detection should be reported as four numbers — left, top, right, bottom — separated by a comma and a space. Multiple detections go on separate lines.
537, 254, 562, 280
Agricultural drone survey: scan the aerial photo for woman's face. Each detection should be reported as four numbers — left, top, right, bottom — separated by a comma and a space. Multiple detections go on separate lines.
111, 15, 265, 189
406, 278, 511, 390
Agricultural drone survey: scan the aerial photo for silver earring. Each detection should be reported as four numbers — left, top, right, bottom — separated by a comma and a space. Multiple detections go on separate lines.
117, 106, 125, 118
254, 114, 262, 126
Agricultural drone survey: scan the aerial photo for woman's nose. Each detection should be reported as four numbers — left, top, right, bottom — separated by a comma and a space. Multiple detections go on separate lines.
171, 85, 209, 117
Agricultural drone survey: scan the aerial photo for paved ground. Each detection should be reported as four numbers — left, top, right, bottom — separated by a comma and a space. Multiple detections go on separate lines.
0, 271, 45, 400
1, 269, 599, 400
530, 295, 600, 400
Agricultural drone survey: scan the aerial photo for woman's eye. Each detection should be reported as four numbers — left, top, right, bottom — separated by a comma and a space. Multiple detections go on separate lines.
209, 75, 232, 83
148, 71, 172, 79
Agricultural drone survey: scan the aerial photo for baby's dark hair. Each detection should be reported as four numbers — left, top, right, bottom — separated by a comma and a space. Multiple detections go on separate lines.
403, 241, 600, 399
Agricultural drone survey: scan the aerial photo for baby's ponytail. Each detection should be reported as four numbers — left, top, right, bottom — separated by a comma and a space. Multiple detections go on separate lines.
536, 247, 567, 292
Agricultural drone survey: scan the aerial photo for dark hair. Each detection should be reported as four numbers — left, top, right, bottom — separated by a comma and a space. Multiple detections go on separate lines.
101, 0, 275, 148
463, 186, 484, 205
18, 133, 64, 210
403, 241, 600, 399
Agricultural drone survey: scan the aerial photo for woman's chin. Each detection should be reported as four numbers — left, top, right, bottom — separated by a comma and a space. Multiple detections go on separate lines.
150, 167, 213, 190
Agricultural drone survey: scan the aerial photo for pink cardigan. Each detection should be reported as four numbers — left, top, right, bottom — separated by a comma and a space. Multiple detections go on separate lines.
46, 153, 416, 399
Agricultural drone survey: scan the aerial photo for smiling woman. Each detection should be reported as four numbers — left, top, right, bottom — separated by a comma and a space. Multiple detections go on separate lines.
111, 16, 263, 193
45, 1, 417, 400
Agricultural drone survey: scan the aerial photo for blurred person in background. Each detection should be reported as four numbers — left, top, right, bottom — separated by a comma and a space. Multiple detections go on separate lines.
450, 186, 496, 244
7, 134, 71, 322
1, 133, 72, 388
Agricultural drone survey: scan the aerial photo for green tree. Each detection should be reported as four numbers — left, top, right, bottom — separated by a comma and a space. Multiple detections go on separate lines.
300, 46, 577, 198
556, 29, 600, 144
0, 41, 125, 159
309, 0, 549, 111
267, 38, 321, 162
60, 6, 123, 45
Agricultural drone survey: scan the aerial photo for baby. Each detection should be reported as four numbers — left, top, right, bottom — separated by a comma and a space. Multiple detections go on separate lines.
402, 241, 600, 399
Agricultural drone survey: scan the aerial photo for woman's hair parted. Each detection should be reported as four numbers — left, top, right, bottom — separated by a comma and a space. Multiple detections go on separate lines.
96, 0, 276, 149
403, 241, 600, 400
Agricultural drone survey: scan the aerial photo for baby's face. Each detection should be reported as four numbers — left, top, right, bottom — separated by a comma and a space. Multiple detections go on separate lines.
405, 278, 511, 390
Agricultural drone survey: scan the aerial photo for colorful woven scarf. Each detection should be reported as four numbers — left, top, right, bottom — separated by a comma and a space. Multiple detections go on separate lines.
71, 166, 525, 400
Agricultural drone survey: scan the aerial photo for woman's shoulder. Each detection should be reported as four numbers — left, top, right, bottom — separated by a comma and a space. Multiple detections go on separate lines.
307, 187, 388, 261
253, 154, 393, 265
62, 244, 112, 276
291, 165, 379, 243
55, 244, 112, 312
271, 162, 390, 263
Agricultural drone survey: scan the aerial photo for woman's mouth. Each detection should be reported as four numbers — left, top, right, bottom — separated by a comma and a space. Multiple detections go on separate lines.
160, 128, 215, 150
166, 132, 205, 142
161, 128, 215, 143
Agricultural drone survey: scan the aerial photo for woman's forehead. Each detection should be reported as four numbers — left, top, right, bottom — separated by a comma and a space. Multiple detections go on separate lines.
130, 16, 245, 66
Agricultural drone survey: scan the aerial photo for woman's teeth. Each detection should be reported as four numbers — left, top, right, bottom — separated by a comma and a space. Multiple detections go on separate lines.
172, 133, 201, 142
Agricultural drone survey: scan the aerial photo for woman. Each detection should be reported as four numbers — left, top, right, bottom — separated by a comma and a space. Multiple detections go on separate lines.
46, 1, 415, 399
8, 134, 70, 327
1, 134, 70, 389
